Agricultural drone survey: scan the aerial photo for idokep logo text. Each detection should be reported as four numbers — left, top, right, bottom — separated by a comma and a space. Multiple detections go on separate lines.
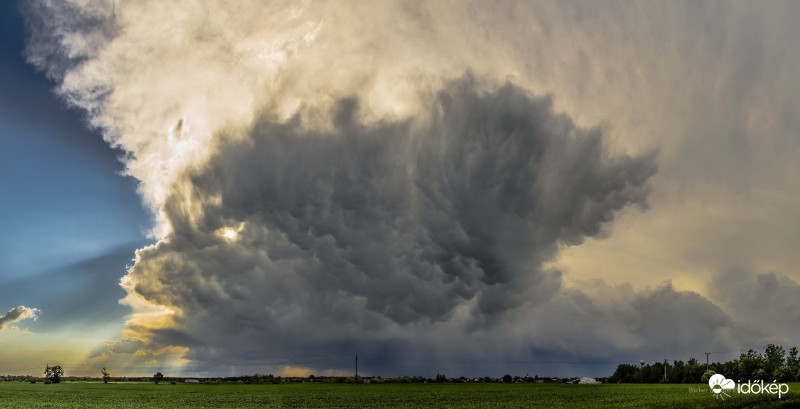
738, 380, 790, 399
708, 374, 790, 400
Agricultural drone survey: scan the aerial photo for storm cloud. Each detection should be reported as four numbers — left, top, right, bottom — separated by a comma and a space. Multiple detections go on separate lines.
108, 79, 655, 371
21, 0, 800, 376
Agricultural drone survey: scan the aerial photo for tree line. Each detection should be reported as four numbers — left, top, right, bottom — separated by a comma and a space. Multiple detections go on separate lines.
610, 344, 800, 383
28, 346, 800, 386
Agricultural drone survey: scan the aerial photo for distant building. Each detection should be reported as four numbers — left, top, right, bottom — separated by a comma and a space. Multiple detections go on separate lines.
185, 379, 200, 383
578, 377, 600, 384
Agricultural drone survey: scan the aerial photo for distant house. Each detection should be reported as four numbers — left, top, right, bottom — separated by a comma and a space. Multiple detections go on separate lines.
578, 377, 600, 384
185, 379, 200, 383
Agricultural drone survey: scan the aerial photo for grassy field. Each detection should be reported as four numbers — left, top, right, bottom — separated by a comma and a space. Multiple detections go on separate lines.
1, 382, 799, 408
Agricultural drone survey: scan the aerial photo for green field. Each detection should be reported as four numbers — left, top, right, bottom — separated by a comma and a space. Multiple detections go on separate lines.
1, 382, 799, 408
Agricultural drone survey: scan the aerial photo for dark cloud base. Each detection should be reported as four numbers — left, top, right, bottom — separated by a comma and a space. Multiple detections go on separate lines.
121, 79, 661, 374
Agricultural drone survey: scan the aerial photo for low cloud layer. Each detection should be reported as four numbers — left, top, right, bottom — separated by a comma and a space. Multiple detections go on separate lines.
0, 306, 39, 331
709, 269, 800, 346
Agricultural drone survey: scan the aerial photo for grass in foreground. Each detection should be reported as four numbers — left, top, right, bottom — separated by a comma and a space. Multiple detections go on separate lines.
1, 382, 800, 408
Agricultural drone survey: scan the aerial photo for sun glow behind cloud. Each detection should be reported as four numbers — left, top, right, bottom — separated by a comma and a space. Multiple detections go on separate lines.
222, 228, 237, 240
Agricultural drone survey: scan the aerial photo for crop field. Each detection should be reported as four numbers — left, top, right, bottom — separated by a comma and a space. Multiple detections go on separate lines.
1, 382, 800, 408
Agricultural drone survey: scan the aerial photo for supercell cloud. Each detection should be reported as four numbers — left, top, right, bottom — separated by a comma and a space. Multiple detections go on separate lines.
121, 80, 655, 371
22, 0, 800, 376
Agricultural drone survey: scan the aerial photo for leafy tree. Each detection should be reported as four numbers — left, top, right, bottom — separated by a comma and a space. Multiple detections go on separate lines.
44, 364, 63, 384
685, 362, 705, 383
610, 364, 640, 383
153, 372, 164, 384
738, 349, 765, 381
720, 360, 740, 382
787, 347, 799, 380
435, 373, 446, 383
101, 368, 110, 384
502, 374, 513, 383
764, 344, 785, 379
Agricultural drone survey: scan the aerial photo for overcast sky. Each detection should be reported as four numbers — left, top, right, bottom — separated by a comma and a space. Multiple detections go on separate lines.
2, 0, 800, 378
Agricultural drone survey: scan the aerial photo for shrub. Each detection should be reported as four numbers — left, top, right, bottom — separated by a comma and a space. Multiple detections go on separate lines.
774, 366, 793, 382
700, 370, 716, 384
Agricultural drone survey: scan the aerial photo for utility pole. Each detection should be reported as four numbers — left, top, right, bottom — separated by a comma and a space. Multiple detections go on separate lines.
663, 359, 668, 381
705, 352, 710, 372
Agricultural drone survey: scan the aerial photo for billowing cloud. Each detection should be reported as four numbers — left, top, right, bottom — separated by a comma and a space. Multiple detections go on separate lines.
112, 80, 654, 372
21, 0, 800, 377
0, 306, 39, 331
